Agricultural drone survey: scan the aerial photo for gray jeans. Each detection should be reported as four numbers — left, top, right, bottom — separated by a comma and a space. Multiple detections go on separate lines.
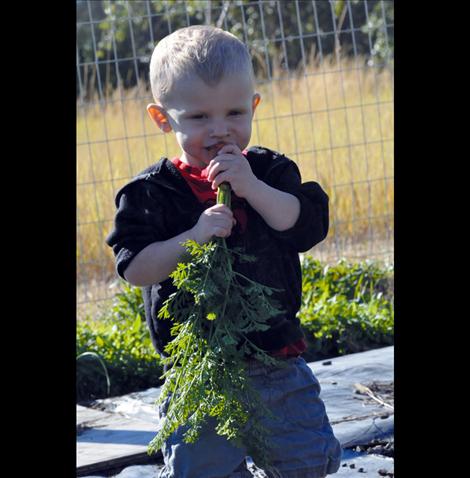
158, 357, 342, 478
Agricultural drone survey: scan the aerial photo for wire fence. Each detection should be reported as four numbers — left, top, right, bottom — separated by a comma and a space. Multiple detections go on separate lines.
77, 0, 394, 319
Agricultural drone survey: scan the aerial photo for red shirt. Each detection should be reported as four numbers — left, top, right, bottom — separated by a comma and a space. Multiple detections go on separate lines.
270, 338, 307, 358
170, 156, 307, 359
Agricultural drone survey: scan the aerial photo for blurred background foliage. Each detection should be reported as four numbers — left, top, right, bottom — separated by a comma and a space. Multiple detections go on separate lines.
77, 0, 393, 100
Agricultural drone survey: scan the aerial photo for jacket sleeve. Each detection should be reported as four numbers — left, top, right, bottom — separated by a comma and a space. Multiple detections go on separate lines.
105, 180, 169, 280
263, 157, 329, 253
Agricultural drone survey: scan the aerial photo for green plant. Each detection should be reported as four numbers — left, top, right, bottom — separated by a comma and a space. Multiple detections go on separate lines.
77, 256, 394, 402
76, 282, 163, 402
147, 184, 286, 469
76, 351, 111, 399
299, 257, 394, 359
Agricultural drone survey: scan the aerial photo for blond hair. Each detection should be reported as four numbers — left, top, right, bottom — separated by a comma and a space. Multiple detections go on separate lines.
149, 25, 254, 105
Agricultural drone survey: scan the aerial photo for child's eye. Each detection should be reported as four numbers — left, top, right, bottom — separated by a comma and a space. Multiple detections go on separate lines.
229, 110, 243, 116
190, 114, 206, 120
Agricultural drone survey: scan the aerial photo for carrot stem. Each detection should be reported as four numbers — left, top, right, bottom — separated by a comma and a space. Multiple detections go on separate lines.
217, 182, 231, 209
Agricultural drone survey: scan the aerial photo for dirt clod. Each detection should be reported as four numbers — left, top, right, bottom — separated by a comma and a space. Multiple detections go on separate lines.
352, 437, 394, 458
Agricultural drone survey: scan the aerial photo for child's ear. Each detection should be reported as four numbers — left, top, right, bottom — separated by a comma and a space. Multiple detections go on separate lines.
252, 93, 261, 115
147, 104, 172, 133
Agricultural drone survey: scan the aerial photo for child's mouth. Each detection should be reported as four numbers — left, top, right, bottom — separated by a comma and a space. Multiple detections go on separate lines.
205, 143, 228, 157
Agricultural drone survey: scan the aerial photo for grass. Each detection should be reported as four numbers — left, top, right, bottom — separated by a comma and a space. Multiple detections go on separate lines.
77, 56, 393, 295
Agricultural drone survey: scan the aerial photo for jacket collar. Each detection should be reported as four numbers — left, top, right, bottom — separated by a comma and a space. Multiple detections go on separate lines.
114, 146, 288, 207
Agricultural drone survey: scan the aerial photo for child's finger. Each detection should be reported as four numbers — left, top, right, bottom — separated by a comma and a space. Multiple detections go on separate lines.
212, 172, 230, 190
206, 204, 233, 218
213, 226, 230, 238
217, 144, 241, 156
212, 219, 233, 237
206, 160, 230, 182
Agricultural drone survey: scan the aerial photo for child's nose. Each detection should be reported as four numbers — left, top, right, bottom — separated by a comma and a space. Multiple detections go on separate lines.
210, 121, 230, 137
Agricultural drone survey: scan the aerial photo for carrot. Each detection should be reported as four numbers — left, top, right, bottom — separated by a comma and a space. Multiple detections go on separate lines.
147, 181, 286, 467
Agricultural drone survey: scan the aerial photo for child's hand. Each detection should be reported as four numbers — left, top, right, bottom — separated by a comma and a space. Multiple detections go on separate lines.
191, 204, 236, 244
206, 144, 258, 198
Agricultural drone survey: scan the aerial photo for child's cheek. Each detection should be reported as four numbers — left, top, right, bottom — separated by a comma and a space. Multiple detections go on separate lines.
176, 132, 191, 148
240, 124, 253, 150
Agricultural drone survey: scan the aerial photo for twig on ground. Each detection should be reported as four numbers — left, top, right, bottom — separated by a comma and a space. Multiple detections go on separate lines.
353, 383, 394, 410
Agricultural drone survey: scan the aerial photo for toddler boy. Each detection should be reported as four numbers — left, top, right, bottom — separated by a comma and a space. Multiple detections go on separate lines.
106, 25, 342, 478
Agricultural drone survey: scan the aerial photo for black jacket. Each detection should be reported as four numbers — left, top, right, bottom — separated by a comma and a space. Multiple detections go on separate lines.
106, 146, 329, 357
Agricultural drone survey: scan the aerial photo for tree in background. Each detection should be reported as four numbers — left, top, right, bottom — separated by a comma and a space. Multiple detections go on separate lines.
77, 0, 394, 101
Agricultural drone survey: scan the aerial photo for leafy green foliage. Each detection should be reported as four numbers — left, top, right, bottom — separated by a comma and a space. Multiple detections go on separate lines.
299, 257, 394, 360
77, 0, 393, 98
356, 0, 394, 67
76, 281, 163, 402
147, 238, 287, 467
76, 258, 394, 403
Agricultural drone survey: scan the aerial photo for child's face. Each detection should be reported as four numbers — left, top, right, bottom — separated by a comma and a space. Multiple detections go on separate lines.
148, 73, 260, 169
